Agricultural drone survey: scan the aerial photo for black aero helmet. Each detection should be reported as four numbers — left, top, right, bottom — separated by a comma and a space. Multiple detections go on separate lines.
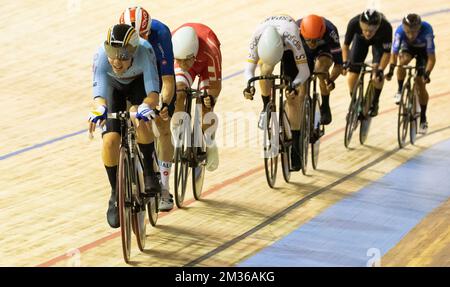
403, 13, 422, 29
104, 24, 139, 60
360, 9, 381, 25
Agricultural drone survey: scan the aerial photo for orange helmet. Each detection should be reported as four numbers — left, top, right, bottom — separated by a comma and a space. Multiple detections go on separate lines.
300, 15, 326, 39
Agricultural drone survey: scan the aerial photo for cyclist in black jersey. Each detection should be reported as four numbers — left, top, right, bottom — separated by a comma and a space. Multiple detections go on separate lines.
342, 9, 393, 117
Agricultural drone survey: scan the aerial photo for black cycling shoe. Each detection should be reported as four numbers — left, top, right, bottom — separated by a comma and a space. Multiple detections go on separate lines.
107, 189, 119, 228
369, 102, 379, 117
320, 104, 332, 125
144, 173, 162, 196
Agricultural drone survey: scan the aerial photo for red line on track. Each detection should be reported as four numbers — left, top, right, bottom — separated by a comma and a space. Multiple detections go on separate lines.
37, 91, 449, 267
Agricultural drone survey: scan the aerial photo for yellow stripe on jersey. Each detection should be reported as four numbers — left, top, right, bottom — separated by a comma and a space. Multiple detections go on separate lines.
247, 59, 257, 64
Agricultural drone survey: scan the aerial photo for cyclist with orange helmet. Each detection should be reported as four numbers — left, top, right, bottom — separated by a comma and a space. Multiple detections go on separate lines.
120, 7, 175, 211
297, 14, 343, 125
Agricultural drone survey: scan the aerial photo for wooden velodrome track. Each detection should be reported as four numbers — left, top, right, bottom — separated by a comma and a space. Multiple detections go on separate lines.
0, 0, 449, 267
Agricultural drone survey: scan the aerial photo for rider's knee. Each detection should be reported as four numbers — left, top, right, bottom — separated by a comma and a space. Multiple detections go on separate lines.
102, 132, 120, 150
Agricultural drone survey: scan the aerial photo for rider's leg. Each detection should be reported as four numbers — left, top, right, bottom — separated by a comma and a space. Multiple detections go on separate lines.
316, 55, 333, 124
156, 118, 173, 189
415, 51, 429, 131
102, 87, 126, 228
130, 105, 161, 195
397, 52, 413, 93
347, 34, 369, 97
259, 62, 275, 110
203, 81, 221, 172
369, 45, 389, 117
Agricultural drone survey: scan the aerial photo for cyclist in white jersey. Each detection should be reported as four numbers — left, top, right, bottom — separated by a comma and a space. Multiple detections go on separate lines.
243, 15, 310, 171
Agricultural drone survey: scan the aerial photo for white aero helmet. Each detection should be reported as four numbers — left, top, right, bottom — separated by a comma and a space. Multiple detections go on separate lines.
257, 25, 284, 66
172, 26, 199, 59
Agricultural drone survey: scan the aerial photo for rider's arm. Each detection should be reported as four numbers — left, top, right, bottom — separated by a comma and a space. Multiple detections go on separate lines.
92, 48, 110, 107
342, 16, 359, 65
142, 45, 161, 109
328, 23, 343, 81
425, 25, 436, 75
287, 34, 310, 86
425, 53, 436, 75
244, 31, 260, 82
161, 75, 175, 104
158, 27, 176, 105
342, 44, 350, 64
379, 22, 393, 71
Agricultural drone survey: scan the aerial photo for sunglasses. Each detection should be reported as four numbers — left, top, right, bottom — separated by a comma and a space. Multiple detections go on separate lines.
304, 38, 320, 45
104, 42, 136, 61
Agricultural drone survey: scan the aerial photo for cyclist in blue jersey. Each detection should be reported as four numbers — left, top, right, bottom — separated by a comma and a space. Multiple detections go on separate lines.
297, 14, 343, 125
120, 7, 175, 211
386, 13, 436, 134
88, 24, 163, 228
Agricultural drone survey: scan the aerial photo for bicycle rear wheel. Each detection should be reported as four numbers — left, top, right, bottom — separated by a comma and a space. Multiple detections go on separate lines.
192, 161, 206, 200
397, 83, 410, 148
360, 82, 373, 145
311, 94, 321, 170
263, 102, 278, 188
344, 84, 361, 148
410, 84, 419, 145
118, 146, 132, 263
300, 97, 311, 175
281, 103, 291, 183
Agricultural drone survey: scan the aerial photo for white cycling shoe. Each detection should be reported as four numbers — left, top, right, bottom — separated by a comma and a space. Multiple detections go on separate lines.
394, 91, 401, 105
418, 122, 428, 135
206, 144, 219, 172
159, 190, 174, 212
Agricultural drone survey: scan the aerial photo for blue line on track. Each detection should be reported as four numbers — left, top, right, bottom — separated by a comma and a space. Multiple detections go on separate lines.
240, 138, 450, 266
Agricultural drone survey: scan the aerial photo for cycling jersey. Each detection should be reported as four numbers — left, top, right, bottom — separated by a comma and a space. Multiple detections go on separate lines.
344, 15, 392, 53
148, 19, 175, 77
392, 21, 435, 54
92, 38, 160, 100
172, 23, 222, 90
245, 15, 310, 86
296, 17, 343, 65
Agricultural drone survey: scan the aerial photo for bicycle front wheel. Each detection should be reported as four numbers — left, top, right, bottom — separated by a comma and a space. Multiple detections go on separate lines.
118, 146, 132, 263
311, 94, 321, 170
410, 84, 419, 145
397, 83, 410, 148
263, 102, 278, 188
300, 97, 311, 175
132, 207, 147, 252
280, 102, 291, 183
344, 84, 361, 148
360, 82, 374, 145
174, 145, 189, 208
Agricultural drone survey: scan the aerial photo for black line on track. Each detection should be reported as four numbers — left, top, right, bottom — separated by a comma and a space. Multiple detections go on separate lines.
185, 125, 450, 266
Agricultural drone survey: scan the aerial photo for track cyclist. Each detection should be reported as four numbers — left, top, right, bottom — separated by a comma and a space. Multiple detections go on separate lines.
120, 6, 175, 211
243, 15, 310, 171
342, 9, 393, 117
386, 13, 436, 134
171, 23, 222, 171
88, 24, 162, 228
297, 14, 344, 125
